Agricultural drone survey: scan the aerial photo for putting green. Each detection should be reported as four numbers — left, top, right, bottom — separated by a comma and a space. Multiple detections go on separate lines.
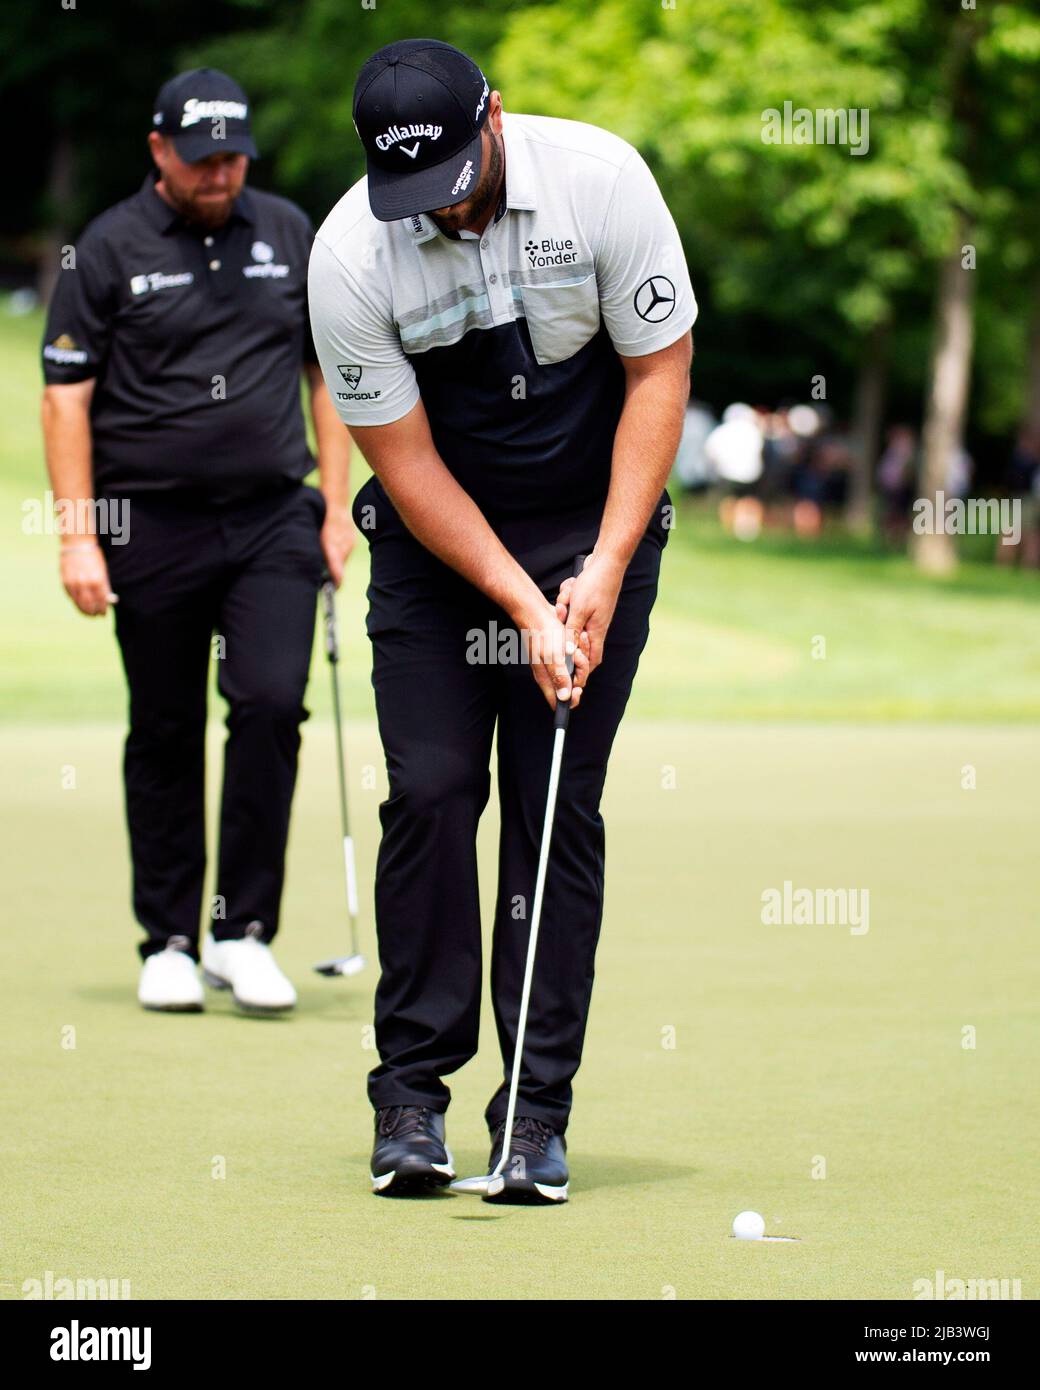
3, 720, 1036, 1300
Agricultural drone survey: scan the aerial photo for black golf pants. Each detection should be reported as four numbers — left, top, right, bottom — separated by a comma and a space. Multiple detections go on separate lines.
358, 487, 665, 1134
102, 484, 325, 961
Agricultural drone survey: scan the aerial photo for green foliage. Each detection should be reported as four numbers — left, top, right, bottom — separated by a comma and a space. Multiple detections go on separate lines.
8, 0, 1039, 443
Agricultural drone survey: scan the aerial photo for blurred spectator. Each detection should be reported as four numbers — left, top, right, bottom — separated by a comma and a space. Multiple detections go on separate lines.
946, 445, 973, 499
705, 403, 765, 540
877, 424, 918, 543
759, 408, 800, 503
673, 398, 718, 492
682, 401, 1028, 567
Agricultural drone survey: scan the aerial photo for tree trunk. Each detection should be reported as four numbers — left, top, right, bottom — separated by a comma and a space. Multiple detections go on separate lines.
914, 215, 975, 575
37, 132, 76, 307
846, 319, 889, 536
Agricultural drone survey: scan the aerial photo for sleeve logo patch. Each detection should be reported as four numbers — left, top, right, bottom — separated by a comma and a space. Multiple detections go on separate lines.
634, 276, 676, 322
44, 334, 87, 365
337, 364, 363, 390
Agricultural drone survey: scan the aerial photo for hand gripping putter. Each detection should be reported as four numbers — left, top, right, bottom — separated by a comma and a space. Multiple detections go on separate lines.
313, 576, 366, 978
452, 555, 586, 1197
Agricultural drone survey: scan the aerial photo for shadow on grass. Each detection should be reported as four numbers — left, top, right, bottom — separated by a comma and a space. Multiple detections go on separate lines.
73, 983, 370, 1022
442, 1150, 697, 1199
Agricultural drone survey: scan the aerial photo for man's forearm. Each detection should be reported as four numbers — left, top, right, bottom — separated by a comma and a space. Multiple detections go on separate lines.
383, 457, 547, 625
596, 341, 692, 567
40, 388, 97, 544
350, 408, 549, 627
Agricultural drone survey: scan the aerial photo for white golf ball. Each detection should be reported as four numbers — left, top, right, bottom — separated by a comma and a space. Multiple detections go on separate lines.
732, 1210, 765, 1240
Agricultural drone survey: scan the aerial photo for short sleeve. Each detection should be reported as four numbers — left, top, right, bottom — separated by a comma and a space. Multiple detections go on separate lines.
41, 227, 117, 383
307, 236, 419, 427
595, 151, 698, 357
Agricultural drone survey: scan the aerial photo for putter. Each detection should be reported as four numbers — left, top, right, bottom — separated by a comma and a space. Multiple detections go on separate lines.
451, 555, 585, 1197
313, 575, 366, 978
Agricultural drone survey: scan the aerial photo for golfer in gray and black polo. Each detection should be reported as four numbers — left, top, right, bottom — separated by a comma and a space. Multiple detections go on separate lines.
309, 39, 696, 1201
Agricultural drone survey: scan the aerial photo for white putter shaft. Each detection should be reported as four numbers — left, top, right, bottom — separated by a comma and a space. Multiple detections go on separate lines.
451, 717, 569, 1197
314, 579, 367, 978
343, 834, 359, 917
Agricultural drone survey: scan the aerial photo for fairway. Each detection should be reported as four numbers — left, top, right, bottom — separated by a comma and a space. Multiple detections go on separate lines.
3, 719, 1037, 1300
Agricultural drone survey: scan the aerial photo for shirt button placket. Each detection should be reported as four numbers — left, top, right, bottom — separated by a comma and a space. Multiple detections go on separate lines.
481, 236, 508, 322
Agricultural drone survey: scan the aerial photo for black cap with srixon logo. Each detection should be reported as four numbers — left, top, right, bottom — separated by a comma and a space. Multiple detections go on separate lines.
152, 68, 259, 163
352, 39, 491, 221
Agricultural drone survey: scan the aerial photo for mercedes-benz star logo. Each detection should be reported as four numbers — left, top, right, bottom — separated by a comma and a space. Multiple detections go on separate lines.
634, 276, 676, 323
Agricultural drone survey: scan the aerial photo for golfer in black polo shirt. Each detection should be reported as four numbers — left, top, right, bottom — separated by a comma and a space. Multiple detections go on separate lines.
41, 70, 353, 1015
310, 41, 696, 1201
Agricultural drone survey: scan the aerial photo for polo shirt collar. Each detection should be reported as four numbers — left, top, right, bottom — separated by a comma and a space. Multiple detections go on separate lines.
138, 174, 181, 234
137, 173, 256, 235
401, 111, 537, 245
501, 112, 536, 212
402, 210, 440, 245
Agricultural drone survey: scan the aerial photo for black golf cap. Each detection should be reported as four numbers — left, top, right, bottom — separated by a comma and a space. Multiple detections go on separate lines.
152, 69, 258, 163
353, 39, 491, 221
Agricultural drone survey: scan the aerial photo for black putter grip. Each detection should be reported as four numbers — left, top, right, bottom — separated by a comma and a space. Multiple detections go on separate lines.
320, 576, 338, 663
554, 554, 587, 730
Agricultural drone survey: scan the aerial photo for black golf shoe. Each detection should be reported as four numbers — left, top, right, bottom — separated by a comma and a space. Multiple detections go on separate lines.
484, 1117, 569, 1204
370, 1106, 455, 1195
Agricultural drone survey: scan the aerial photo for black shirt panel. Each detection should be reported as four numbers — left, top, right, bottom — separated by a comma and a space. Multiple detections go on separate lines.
42, 178, 317, 497
406, 315, 670, 554
411, 320, 626, 522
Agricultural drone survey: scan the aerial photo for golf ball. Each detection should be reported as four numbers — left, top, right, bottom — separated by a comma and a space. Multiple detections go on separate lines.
732, 1210, 765, 1240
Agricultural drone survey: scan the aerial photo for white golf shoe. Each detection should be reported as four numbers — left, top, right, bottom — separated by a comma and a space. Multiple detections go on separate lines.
202, 929, 297, 1014
138, 940, 204, 1013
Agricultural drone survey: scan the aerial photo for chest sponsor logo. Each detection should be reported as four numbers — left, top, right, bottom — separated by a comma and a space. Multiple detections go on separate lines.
376, 123, 443, 158
130, 271, 194, 295
44, 333, 88, 365
524, 236, 578, 268
243, 239, 289, 278
633, 275, 676, 322
451, 160, 474, 197
338, 365, 363, 390
181, 98, 248, 128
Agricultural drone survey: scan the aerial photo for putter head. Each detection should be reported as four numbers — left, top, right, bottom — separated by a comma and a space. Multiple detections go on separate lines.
313, 954, 367, 978
449, 1173, 506, 1198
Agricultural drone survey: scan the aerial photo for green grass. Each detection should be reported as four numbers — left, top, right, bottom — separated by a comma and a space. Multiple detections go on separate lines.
7, 304, 1040, 724
5, 302, 1038, 1299
2, 722, 1037, 1299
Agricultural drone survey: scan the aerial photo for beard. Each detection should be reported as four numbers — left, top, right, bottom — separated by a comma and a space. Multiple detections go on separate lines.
429, 132, 503, 234
162, 181, 237, 230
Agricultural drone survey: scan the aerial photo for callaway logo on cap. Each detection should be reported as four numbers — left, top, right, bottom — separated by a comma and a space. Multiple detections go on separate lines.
353, 39, 491, 222
152, 68, 259, 163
